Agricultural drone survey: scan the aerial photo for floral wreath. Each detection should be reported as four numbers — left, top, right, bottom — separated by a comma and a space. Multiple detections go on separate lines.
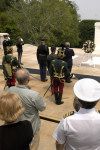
82, 40, 95, 53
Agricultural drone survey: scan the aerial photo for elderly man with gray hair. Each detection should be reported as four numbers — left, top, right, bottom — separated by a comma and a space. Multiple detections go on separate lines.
8, 68, 46, 150
64, 42, 75, 82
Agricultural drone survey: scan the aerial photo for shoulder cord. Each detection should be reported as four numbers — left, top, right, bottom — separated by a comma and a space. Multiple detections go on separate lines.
52, 64, 65, 83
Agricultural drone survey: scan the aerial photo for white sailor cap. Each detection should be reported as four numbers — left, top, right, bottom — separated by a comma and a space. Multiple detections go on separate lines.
73, 78, 100, 102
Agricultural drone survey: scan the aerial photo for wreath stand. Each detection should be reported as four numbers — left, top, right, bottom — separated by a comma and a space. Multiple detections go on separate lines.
79, 52, 95, 68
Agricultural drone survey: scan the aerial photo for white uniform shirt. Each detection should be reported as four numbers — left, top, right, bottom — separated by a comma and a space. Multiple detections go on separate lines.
53, 108, 100, 150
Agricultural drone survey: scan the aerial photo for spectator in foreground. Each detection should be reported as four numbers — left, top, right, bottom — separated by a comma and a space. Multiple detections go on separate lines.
8, 68, 46, 150
0, 92, 33, 150
53, 78, 100, 150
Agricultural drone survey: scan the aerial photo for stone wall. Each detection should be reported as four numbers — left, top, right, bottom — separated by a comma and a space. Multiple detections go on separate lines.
0, 33, 9, 49
94, 22, 100, 51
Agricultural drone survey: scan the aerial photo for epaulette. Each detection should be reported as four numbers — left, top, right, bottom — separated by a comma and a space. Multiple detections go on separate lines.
63, 111, 75, 119
52, 60, 55, 62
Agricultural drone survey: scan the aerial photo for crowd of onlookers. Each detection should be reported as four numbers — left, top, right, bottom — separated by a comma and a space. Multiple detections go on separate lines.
1, 36, 100, 150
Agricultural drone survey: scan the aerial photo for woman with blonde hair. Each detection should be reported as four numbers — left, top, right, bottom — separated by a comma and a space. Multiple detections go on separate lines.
0, 92, 33, 150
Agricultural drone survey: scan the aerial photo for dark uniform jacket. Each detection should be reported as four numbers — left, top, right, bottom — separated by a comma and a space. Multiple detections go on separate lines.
37, 44, 49, 65
16, 41, 24, 52
3, 40, 13, 55
2, 54, 21, 79
64, 48, 75, 67
49, 58, 70, 81
47, 53, 57, 70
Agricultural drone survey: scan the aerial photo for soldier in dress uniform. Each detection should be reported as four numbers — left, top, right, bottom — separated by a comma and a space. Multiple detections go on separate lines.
16, 36, 24, 64
47, 46, 57, 71
3, 35, 13, 55
37, 39, 49, 82
49, 48, 70, 105
2, 46, 22, 88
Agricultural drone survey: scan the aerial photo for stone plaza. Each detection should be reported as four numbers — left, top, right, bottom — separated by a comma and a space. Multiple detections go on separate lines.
0, 43, 100, 149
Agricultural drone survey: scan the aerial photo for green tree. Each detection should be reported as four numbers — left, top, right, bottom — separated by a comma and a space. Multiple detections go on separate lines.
0, 0, 22, 44
8, 0, 80, 46
0, 0, 17, 12
0, 12, 22, 44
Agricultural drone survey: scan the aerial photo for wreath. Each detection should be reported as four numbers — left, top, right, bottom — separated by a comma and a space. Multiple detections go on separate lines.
82, 40, 95, 53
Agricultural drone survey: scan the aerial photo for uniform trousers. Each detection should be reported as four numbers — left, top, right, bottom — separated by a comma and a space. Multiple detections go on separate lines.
53, 79, 64, 94
39, 64, 46, 81
4, 50, 7, 55
7, 73, 16, 87
30, 130, 40, 150
68, 65, 72, 73
18, 51, 22, 64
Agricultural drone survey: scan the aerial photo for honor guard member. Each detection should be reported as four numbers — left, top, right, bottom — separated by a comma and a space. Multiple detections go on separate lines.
47, 46, 57, 71
16, 36, 24, 64
49, 48, 70, 105
3, 35, 13, 55
2, 46, 22, 88
53, 78, 100, 150
37, 39, 49, 82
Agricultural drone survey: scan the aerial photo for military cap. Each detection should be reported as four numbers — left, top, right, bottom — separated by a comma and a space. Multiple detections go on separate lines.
6, 46, 13, 53
57, 48, 65, 58
74, 78, 100, 102
40, 38, 45, 41
4, 35, 8, 38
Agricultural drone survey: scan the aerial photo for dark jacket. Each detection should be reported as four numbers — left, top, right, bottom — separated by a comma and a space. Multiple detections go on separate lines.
3, 40, 13, 55
16, 41, 24, 52
49, 58, 70, 81
37, 44, 49, 65
2, 54, 21, 79
64, 48, 75, 67
47, 53, 57, 70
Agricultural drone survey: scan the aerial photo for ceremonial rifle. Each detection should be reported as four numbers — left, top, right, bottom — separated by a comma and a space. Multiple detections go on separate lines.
4, 81, 7, 90
43, 84, 52, 97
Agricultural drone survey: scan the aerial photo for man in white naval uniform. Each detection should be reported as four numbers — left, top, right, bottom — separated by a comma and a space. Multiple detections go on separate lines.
53, 78, 100, 150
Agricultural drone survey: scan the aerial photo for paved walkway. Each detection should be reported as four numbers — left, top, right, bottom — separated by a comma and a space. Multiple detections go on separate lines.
0, 45, 100, 150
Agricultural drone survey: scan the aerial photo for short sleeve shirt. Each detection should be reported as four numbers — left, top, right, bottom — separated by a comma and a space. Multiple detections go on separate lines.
53, 108, 100, 150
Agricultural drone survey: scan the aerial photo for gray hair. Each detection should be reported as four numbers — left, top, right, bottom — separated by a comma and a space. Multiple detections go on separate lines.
65, 42, 70, 48
16, 69, 30, 84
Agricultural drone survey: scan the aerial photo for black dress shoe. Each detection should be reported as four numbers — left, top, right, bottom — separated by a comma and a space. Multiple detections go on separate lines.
66, 80, 72, 83
41, 79, 48, 82
57, 101, 64, 105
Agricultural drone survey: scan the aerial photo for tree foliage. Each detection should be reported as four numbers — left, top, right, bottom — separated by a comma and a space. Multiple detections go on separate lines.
0, 0, 17, 12
0, 0, 22, 44
7, 0, 80, 46
0, 11, 22, 44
